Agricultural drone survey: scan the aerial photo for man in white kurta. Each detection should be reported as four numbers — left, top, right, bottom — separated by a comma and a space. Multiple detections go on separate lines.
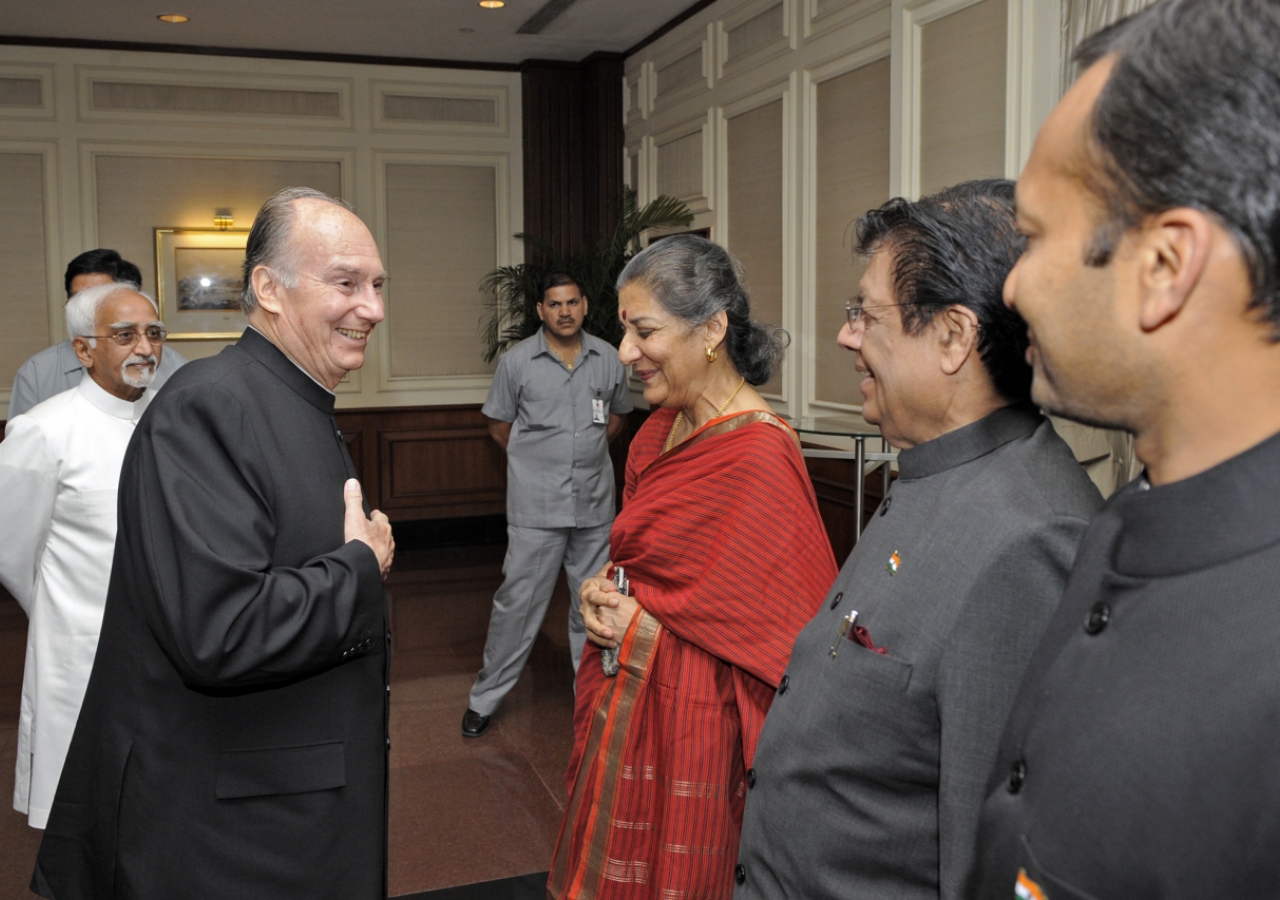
0, 282, 164, 828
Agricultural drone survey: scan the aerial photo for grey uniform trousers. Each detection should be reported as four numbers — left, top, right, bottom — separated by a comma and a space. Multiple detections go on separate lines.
468, 522, 611, 716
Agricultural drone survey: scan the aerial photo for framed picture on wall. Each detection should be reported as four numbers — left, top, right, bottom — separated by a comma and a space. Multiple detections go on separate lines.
154, 228, 251, 340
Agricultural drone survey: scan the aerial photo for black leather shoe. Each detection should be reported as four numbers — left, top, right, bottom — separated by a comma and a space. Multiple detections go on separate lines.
462, 708, 491, 738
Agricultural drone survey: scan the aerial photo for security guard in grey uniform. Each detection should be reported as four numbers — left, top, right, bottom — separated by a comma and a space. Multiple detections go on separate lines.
463, 272, 632, 737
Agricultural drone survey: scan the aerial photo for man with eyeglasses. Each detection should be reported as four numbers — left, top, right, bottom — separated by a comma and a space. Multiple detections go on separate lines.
0, 282, 165, 830
732, 181, 1101, 900
7, 249, 186, 420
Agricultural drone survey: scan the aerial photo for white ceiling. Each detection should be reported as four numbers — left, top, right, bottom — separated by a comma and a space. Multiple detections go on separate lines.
0, 0, 705, 65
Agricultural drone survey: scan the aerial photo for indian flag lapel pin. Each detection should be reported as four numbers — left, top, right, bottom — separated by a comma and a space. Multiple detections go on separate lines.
1014, 869, 1048, 900
886, 550, 901, 575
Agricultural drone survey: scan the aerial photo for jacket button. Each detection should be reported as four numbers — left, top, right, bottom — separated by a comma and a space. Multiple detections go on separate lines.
734, 864, 746, 886
879, 496, 892, 516
777, 675, 789, 696
1007, 759, 1026, 794
829, 591, 843, 610
1084, 602, 1111, 635
746, 768, 756, 789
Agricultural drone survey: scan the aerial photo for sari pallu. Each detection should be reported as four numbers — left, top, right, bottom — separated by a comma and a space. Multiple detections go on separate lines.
549, 408, 838, 900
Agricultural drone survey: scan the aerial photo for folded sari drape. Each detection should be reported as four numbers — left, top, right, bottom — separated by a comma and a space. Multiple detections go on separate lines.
549, 407, 838, 899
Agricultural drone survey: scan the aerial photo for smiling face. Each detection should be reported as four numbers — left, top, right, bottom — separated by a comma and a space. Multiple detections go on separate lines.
252, 199, 386, 390
537, 283, 587, 342
73, 290, 164, 402
1004, 57, 1142, 429
617, 283, 705, 409
836, 247, 946, 449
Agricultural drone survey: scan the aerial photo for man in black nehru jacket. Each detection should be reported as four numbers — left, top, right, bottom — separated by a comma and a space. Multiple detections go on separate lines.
970, 1, 1280, 896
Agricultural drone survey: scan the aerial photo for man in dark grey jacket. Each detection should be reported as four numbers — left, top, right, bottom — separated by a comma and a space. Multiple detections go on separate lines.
733, 182, 1101, 900
970, 2, 1280, 897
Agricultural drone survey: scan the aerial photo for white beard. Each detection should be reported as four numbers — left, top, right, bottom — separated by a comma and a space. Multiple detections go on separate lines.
122, 354, 157, 389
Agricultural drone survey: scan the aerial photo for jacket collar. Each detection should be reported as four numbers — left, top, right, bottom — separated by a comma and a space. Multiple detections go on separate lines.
76, 371, 154, 422
897, 404, 1043, 481
237, 327, 336, 415
1110, 427, 1280, 577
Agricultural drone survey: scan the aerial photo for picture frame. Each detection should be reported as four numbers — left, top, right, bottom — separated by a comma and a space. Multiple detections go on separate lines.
154, 227, 251, 340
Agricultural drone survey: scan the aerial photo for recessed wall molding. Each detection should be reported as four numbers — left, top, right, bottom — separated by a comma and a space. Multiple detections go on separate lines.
804, 0, 891, 41
372, 151, 510, 395
76, 66, 354, 130
717, 0, 794, 83
371, 81, 508, 135
651, 28, 711, 110
653, 115, 712, 213
0, 63, 55, 120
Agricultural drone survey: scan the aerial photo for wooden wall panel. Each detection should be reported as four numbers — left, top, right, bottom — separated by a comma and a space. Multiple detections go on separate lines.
336, 404, 507, 522
521, 54, 624, 263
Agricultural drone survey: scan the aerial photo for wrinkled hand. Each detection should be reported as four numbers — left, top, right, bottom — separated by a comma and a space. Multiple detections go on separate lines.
343, 479, 394, 580
580, 561, 639, 649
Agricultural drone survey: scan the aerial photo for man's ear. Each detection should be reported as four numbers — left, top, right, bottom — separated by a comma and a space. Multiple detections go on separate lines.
72, 336, 95, 369
936, 305, 980, 376
251, 265, 284, 316
1134, 207, 1213, 332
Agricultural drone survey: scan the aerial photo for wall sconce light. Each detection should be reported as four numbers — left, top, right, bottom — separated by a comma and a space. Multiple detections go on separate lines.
213, 209, 234, 230
478, 1, 505, 8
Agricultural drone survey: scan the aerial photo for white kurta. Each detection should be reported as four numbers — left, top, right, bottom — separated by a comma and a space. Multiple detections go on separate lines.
0, 374, 152, 828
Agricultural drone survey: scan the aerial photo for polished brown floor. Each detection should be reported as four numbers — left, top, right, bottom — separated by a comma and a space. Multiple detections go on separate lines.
0, 540, 578, 899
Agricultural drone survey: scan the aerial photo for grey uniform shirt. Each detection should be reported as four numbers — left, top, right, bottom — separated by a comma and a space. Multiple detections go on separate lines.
971, 428, 1280, 900
734, 406, 1102, 900
8, 339, 188, 420
482, 328, 632, 529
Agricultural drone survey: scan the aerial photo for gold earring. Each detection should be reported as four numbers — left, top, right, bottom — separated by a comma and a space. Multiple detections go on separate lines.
705, 346, 717, 364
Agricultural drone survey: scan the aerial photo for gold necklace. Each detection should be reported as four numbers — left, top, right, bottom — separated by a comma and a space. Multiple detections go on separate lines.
665, 376, 746, 453
553, 338, 581, 370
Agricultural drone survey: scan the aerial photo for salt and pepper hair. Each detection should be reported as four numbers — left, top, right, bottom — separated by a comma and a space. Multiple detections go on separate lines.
240, 186, 352, 314
855, 180, 1031, 404
65, 282, 159, 348
1071, 0, 1280, 332
616, 234, 787, 386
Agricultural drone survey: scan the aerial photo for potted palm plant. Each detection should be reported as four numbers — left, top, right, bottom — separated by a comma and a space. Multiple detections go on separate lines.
480, 187, 694, 362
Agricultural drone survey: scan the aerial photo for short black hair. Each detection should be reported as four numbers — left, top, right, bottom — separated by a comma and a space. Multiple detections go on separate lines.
63, 249, 142, 298
855, 179, 1031, 404
540, 271, 582, 301
1071, 0, 1280, 332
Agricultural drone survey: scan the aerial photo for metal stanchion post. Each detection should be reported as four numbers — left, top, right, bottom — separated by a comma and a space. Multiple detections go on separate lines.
854, 436, 866, 540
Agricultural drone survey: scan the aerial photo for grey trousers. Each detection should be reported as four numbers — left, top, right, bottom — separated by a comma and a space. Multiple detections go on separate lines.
468, 522, 612, 716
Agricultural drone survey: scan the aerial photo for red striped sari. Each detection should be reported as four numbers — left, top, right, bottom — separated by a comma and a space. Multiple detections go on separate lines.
548, 407, 838, 899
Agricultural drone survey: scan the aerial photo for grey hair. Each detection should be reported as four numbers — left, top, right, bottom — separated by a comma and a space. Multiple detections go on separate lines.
66, 282, 158, 348
240, 186, 352, 314
616, 235, 788, 386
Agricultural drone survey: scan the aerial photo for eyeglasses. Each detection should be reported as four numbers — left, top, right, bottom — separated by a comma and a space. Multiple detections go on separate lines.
845, 300, 915, 330
83, 327, 168, 347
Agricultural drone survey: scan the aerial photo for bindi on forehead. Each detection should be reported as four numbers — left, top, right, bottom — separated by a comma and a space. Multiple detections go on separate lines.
621, 310, 627, 321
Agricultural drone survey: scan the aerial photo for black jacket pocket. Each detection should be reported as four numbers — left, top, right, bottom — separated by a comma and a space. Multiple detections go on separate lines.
215, 741, 345, 799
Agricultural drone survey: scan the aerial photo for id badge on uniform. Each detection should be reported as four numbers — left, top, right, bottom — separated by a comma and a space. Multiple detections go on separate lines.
592, 392, 607, 425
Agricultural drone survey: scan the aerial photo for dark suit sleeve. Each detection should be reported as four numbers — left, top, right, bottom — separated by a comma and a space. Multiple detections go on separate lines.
129, 381, 384, 689
934, 513, 1089, 900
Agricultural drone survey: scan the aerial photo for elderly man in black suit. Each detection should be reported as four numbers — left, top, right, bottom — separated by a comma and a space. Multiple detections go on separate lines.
32, 187, 395, 899
970, 1, 1280, 897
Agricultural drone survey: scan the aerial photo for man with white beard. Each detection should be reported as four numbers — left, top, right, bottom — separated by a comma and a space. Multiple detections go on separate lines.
0, 282, 164, 828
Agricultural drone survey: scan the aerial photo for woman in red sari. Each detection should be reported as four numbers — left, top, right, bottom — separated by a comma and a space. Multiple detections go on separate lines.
548, 235, 838, 899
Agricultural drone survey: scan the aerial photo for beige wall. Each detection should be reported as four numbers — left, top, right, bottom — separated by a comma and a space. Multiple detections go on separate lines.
726, 99, 785, 396
0, 45, 522, 409
625, 0, 1061, 426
